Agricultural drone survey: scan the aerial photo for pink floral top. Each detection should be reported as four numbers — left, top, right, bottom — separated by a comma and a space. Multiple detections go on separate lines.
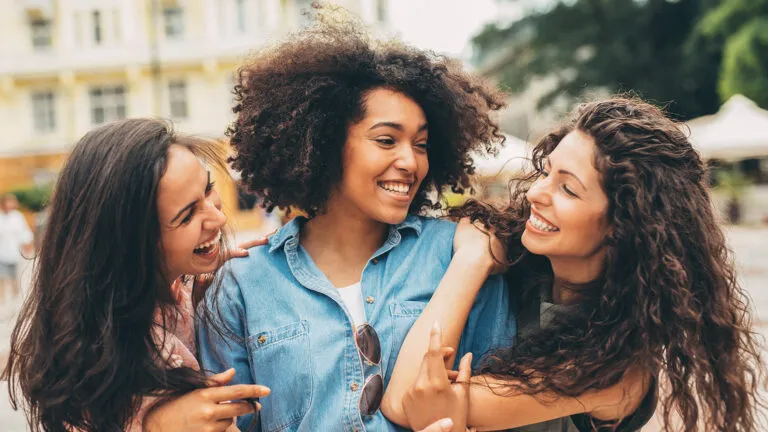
129, 278, 200, 431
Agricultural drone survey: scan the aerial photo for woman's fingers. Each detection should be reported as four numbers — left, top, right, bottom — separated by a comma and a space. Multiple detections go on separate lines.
224, 235, 272, 261
203, 384, 272, 403
237, 236, 270, 250
426, 323, 450, 384
214, 400, 262, 419
416, 418, 454, 432
206, 368, 236, 387
456, 352, 473, 384
442, 346, 455, 359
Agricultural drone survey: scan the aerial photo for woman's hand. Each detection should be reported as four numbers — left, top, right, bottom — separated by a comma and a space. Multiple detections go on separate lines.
403, 323, 473, 432
144, 368, 270, 432
224, 233, 274, 260
453, 218, 507, 275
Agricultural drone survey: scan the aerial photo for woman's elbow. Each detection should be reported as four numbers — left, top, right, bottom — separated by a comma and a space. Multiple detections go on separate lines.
381, 392, 409, 427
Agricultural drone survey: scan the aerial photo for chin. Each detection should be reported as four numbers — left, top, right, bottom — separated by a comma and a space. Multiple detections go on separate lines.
374, 209, 410, 225
521, 231, 549, 256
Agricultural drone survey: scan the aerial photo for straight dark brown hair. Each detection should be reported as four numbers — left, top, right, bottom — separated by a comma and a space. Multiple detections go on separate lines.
3, 118, 229, 431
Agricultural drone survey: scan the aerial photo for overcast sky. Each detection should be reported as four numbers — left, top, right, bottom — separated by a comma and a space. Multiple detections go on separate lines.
386, 0, 507, 59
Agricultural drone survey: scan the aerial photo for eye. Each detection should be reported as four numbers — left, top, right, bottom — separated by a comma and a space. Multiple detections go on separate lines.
375, 137, 396, 145
562, 184, 578, 198
180, 207, 196, 225
414, 142, 429, 152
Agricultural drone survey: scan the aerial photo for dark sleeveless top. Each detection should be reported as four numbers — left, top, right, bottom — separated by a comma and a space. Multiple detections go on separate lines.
506, 289, 658, 432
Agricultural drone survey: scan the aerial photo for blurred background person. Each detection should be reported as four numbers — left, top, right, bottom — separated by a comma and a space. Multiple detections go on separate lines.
0, 194, 33, 301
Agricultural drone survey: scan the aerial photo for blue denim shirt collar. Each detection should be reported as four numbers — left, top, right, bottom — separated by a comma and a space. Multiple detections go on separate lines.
268, 214, 424, 254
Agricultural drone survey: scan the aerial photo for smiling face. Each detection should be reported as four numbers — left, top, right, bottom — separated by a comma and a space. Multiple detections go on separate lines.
521, 130, 611, 267
328, 87, 430, 225
157, 145, 227, 280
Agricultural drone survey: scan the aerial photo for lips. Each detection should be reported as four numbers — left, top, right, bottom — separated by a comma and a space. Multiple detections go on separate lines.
378, 180, 412, 196
194, 231, 221, 254
528, 210, 560, 232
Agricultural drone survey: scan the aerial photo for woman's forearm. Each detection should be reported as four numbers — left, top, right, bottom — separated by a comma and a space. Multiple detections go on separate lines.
466, 370, 651, 430
381, 248, 492, 426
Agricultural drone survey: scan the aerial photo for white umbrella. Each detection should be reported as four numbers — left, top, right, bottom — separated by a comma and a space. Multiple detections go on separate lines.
473, 134, 531, 177
686, 94, 768, 161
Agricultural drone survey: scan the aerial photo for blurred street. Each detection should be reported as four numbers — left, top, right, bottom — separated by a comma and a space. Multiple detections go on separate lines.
0, 227, 766, 430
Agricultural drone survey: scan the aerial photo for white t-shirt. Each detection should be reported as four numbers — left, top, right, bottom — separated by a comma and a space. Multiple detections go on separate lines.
0, 210, 33, 264
337, 282, 367, 327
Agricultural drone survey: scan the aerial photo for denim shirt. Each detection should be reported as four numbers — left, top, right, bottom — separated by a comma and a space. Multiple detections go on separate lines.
196, 216, 516, 432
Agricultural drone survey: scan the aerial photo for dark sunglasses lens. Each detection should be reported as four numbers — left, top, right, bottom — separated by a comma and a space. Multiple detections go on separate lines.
356, 324, 381, 364
359, 374, 384, 416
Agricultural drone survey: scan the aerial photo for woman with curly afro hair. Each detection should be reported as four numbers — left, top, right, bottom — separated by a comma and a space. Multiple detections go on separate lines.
384, 97, 765, 432
196, 6, 516, 431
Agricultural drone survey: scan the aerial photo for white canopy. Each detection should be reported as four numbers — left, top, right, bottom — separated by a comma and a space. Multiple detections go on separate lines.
473, 134, 531, 177
686, 94, 768, 161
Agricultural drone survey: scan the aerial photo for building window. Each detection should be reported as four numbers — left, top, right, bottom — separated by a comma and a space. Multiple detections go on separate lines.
113, 9, 122, 42
30, 19, 52, 50
377, 0, 388, 22
163, 7, 184, 39
235, 0, 246, 33
168, 80, 188, 119
31, 91, 56, 133
92, 10, 103, 44
90, 85, 126, 125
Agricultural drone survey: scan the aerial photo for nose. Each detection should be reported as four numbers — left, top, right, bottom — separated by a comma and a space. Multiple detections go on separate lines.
202, 190, 227, 232
526, 175, 553, 207
393, 144, 417, 174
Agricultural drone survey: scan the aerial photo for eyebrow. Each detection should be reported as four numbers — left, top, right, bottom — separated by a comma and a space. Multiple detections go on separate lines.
368, 121, 428, 132
170, 171, 210, 224
546, 157, 587, 190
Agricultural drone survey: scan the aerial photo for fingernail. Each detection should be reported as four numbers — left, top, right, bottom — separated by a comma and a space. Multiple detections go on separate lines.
241, 248, 250, 255
439, 418, 454, 430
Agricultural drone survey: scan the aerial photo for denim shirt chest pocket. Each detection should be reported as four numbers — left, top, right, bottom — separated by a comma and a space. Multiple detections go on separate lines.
246, 320, 313, 432
387, 301, 427, 370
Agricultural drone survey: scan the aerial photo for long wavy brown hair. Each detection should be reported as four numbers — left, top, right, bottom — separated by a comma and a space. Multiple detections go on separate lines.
2, 119, 230, 431
455, 97, 763, 431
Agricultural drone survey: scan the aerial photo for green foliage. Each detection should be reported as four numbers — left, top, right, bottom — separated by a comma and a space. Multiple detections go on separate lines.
472, 0, 768, 119
7, 184, 53, 212
719, 19, 768, 107
714, 168, 752, 200
696, 0, 768, 106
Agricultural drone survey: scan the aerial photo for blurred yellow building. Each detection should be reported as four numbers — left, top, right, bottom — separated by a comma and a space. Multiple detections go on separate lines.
0, 0, 389, 230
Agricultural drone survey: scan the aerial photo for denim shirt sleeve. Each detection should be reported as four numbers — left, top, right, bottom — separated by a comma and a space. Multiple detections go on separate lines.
455, 273, 516, 369
195, 273, 259, 430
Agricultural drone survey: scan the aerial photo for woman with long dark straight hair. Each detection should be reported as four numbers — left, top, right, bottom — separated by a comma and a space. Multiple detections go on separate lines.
3, 118, 269, 432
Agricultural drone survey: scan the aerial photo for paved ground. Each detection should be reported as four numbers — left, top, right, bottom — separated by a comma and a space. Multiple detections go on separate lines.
0, 227, 766, 430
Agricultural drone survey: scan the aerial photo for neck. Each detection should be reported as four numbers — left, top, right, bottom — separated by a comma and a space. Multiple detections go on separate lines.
548, 253, 604, 304
301, 202, 389, 265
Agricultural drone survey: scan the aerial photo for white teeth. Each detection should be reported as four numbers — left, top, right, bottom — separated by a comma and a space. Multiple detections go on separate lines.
194, 231, 221, 252
529, 214, 559, 232
379, 181, 411, 195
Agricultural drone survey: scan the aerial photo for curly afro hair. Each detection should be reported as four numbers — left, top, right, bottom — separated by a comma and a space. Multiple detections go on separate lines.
227, 4, 507, 216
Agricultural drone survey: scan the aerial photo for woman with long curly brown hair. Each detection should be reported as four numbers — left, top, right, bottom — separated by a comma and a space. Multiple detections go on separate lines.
383, 97, 763, 432
195, 6, 516, 431
3, 118, 269, 432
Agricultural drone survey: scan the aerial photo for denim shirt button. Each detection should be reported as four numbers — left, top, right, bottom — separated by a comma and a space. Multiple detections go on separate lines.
350, 382, 360, 391
257, 335, 267, 344
372, 258, 379, 264
365, 296, 374, 304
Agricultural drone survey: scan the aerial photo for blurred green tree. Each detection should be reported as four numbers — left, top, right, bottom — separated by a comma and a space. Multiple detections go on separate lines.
473, 0, 725, 119
697, 0, 768, 107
